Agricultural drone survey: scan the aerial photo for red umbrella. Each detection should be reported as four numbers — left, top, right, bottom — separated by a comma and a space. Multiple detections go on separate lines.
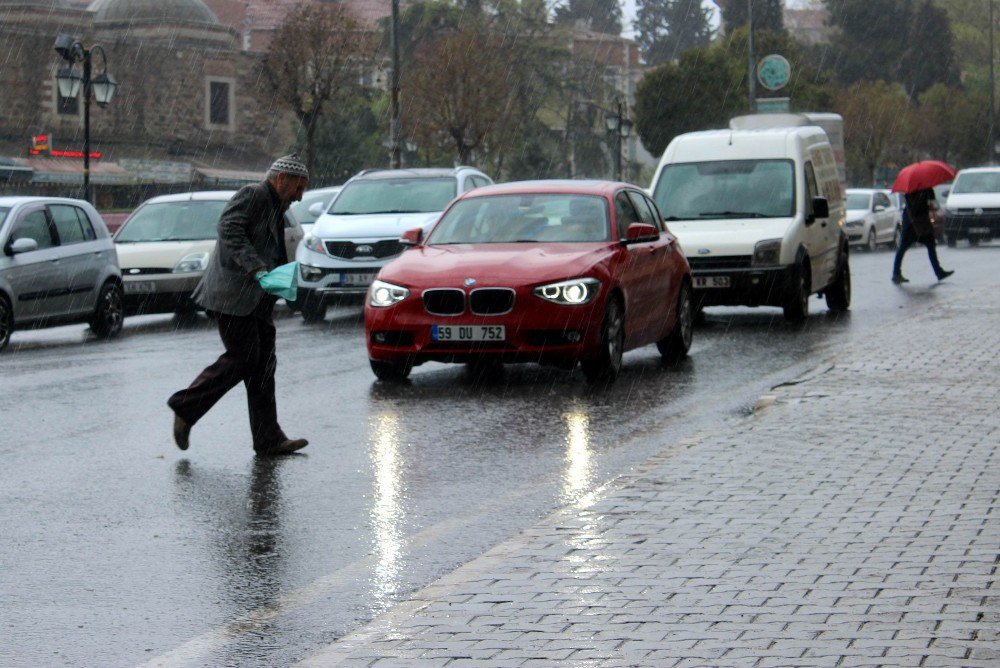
890, 160, 957, 194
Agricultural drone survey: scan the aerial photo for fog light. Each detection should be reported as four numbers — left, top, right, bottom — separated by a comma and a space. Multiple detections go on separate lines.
566, 331, 582, 342
373, 331, 387, 343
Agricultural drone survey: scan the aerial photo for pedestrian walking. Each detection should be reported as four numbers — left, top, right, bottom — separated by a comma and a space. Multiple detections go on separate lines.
168, 154, 310, 456
891, 187, 953, 284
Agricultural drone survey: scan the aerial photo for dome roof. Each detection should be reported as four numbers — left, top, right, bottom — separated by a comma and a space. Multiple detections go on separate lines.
90, 0, 219, 24
0, 0, 73, 7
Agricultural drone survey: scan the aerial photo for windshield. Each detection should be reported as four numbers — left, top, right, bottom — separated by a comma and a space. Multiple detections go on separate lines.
428, 194, 610, 244
115, 200, 227, 242
329, 177, 456, 215
0, 207, 9, 227
291, 190, 337, 223
846, 193, 871, 210
952, 172, 1000, 194
652, 159, 795, 220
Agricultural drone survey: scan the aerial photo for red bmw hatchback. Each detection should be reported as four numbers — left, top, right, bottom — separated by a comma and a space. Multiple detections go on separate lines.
364, 180, 693, 383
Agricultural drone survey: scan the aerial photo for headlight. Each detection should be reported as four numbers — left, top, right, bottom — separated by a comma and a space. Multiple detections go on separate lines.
532, 278, 600, 305
845, 220, 862, 228
752, 239, 782, 267
369, 279, 409, 307
172, 252, 209, 273
304, 236, 326, 253
299, 263, 324, 282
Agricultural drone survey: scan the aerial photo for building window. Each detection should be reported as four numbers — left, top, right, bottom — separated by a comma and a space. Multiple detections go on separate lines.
205, 77, 235, 130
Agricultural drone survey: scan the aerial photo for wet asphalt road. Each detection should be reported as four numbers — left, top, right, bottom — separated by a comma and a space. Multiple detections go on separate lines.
1, 244, 993, 667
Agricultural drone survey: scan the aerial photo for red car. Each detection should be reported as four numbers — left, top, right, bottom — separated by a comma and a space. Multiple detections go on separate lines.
364, 180, 694, 383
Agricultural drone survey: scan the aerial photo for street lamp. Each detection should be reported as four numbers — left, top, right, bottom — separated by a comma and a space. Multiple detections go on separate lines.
53, 33, 118, 204
604, 98, 632, 182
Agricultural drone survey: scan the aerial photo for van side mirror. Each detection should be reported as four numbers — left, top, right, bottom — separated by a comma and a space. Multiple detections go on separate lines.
308, 202, 326, 218
808, 197, 829, 224
400, 227, 423, 246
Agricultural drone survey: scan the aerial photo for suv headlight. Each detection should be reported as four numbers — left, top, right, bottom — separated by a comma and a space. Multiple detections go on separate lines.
369, 280, 409, 307
752, 239, 782, 267
532, 278, 600, 305
304, 236, 326, 253
172, 252, 210, 273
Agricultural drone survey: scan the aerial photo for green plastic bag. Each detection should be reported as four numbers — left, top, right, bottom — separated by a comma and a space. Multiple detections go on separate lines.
256, 261, 298, 301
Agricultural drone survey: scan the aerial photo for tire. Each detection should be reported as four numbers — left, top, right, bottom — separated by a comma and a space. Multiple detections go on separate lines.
581, 297, 624, 384
782, 262, 810, 323
969, 235, 980, 247
825, 251, 851, 311
370, 358, 412, 381
892, 226, 902, 250
90, 282, 124, 339
0, 294, 12, 353
866, 228, 877, 252
300, 299, 327, 323
657, 281, 693, 364
946, 233, 958, 248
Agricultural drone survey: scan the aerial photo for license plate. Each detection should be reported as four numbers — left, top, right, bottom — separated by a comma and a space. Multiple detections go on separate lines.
124, 281, 157, 294
339, 273, 377, 286
431, 325, 506, 342
693, 275, 730, 288
968, 227, 991, 234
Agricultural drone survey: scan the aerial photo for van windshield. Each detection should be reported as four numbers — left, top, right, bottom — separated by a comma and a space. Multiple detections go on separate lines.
652, 159, 795, 220
952, 172, 1000, 194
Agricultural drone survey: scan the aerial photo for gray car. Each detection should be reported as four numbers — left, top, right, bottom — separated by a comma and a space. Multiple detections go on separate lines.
0, 196, 123, 351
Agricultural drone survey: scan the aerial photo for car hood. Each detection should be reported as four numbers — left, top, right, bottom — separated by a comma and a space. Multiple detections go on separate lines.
945, 192, 1000, 208
845, 210, 868, 223
666, 218, 794, 256
380, 243, 613, 286
115, 239, 216, 268
312, 212, 440, 239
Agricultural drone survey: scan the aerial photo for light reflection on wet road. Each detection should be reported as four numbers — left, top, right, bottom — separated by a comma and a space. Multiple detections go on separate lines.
0, 246, 991, 666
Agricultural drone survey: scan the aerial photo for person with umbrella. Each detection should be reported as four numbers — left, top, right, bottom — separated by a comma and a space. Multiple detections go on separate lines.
891, 161, 955, 284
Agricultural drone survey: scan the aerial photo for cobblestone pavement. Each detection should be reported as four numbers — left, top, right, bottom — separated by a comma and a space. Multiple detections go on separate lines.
302, 288, 1000, 667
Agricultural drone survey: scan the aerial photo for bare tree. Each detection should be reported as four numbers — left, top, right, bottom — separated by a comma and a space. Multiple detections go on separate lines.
263, 3, 369, 173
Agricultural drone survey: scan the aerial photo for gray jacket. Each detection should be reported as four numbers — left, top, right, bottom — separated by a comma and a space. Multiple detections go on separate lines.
193, 181, 289, 316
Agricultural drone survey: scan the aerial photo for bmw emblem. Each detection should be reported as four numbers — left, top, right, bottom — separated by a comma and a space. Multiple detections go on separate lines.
697, 248, 712, 255
464, 278, 476, 287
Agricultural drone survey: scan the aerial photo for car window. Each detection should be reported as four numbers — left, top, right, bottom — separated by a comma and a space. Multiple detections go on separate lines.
845, 192, 870, 210
472, 175, 491, 188
11, 209, 54, 249
653, 159, 795, 220
626, 191, 657, 229
116, 200, 227, 242
49, 204, 92, 245
875, 192, 890, 209
615, 192, 641, 237
329, 177, 457, 215
0, 207, 10, 228
428, 193, 610, 244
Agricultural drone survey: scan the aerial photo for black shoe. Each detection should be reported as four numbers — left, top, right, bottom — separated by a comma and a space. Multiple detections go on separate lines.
891, 274, 909, 284
936, 269, 954, 281
256, 438, 309, 457
173, 414, 191, 451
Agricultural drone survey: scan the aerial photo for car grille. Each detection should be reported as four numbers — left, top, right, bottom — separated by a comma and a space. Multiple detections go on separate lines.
469, 288, 515, 315
422, 288, 465, 315
324, 240, 403, 259
953, 207, 1000, 215
687, 255, 753, 270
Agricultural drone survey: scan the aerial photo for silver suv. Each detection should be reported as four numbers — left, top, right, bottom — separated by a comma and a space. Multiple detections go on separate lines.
294, 167, 493, 322
0, 196, 123, 351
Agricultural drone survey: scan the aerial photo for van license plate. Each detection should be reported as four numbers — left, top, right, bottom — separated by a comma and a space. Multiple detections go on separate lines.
694, 276, 730, 288
124, 281, 157, 294
432, 325, 506, 342
968, 227, 991, 235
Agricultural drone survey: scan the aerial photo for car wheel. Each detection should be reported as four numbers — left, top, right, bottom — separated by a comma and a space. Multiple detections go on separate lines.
370, 358, 412, 381
866, 228, 877, 252
581, 297, 624, 384
0, 294, 12, 353
657, 281, 693, 364
300, 299, 327, 323
782, 262, 810, 323
892, 226, 902, 250
946, 233, 958, 248
825, 252, 851, 312
90, 282, 124, 339
969, 235, 980, 247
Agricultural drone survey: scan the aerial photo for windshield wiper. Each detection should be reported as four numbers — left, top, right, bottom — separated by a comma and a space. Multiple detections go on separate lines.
697, 211, 767, 218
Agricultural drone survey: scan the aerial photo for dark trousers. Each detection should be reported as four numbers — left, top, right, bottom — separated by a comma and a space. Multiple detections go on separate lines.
168, 310, 285, 451
893, 221, 944, 278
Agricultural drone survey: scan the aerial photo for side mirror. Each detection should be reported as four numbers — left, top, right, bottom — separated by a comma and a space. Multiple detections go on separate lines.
874, 204, 886, 212
308, 202, 326, 218
623, 222, 659, 243
400, 227, 423, 247
808, 196, 829, 224
10, 237, 39, 254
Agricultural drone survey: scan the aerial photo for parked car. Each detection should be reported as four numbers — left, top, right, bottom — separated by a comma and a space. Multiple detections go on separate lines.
114, 191, 304, 316
940, 168, 1000, 246
0, 196, 123, 351
297, 167, 493, 322
880, 189, 904, 247
290, 185, 342, 236
364, 180, 693, 383
845, 188, 898, 251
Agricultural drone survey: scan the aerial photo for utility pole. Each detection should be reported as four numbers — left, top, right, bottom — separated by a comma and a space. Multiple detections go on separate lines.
748, 0, 757, 113
389, 0, 402, 169
990, 0, 996, 164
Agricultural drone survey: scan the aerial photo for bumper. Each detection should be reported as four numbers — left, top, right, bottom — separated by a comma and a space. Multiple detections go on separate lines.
122, 273, 201, 314
691, 265, 793, 308
365, 296, 604, 367
297, 264, 385, 301
945, 214, 1000, 240
845, 224, 866, 244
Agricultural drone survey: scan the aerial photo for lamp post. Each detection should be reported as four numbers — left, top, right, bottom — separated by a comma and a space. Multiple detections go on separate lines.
389, 0, 402, 169
747, 0, 757, 113
604, 97, 633, 181
53, 33, 118, 204
990, 0, 996, 164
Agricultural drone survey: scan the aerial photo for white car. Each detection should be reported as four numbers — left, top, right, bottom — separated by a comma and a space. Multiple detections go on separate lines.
943, 167, 1000, 246
296, 167, 493, 322
845, 188, 899, 251
115, 191, 303, 316
290, 185, 342, 237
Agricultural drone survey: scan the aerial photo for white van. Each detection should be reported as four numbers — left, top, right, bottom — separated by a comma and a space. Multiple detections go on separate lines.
648, 126, 849, 322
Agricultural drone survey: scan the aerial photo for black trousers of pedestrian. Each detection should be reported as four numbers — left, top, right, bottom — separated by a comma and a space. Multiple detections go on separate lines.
893, 221, 944, 278
168, 309, 285, 451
